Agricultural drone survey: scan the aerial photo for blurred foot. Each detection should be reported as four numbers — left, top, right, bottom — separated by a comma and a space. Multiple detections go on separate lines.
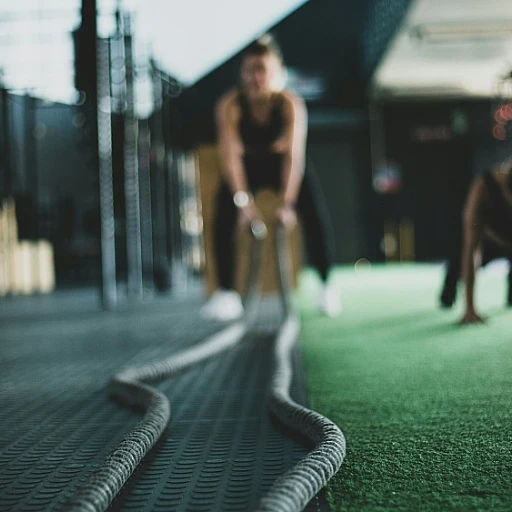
440, 284, 456, 308
200, 289, 244, 321
319, 285, 342, 317
459, 309, 486, 326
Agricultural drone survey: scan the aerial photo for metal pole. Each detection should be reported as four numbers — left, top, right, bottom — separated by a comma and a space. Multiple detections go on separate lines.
170, 150, 186, 291
138, 117, 154, 292
150, 65, 170, 291
176, 151, 194, 292
163, 100, 178, 289
0, 88, 12, 198
122, 12, 143, 298
97, 37, 117, 308
26, 94, 38, 239
167, 91, 186, 291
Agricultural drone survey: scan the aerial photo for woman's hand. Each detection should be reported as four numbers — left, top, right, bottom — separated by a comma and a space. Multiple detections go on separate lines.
459, 308, 486, 326
237, 204, 261, 230
270, 136, 288, 154
276, 205, 297, 229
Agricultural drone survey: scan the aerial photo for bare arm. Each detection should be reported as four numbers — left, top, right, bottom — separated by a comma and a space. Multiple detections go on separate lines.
274, 92, 307, 207
215, 92, 248, 195
215, 91, 260, 228
460, 178, 485, 324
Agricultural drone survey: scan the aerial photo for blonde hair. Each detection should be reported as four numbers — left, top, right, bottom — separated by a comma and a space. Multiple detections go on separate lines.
242, 34, 287, 91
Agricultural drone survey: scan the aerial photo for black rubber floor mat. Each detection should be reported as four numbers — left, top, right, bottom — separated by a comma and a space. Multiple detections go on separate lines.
0, 291, 329, 511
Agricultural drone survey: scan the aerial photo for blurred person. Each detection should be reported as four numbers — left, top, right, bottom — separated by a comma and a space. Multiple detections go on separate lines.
200, 34, 341, 321
439, 159, 512, 324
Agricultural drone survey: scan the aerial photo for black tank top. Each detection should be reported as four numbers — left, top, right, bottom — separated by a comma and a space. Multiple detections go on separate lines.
238, 92, 284, 154
236, 91, 285, 184
482, 170, 512, 243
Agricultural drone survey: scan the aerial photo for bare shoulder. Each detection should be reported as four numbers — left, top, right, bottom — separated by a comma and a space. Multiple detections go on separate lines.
279, 90, 307, 122
492, 167, 510, 186
216, 89, 240, 120
280, 90, 305, 110
464, 175, 486, 217
219, 88, 239, 104
468, 175, 486, 200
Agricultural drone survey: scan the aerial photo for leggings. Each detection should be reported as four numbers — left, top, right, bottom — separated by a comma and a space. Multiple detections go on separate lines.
214, 165, 334, 290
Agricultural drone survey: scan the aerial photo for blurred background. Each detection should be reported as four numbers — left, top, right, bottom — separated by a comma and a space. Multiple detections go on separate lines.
1, 0, 512, 307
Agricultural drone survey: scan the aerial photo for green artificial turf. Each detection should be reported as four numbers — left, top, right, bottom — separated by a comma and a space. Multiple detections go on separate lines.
297, 263, 512, 511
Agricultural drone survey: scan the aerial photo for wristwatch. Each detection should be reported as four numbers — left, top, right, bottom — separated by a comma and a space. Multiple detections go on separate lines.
233, 190, 253, 208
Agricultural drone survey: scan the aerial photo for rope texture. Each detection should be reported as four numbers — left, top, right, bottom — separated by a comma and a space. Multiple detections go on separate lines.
63, 223, 346, 512
256, 316, 346, 512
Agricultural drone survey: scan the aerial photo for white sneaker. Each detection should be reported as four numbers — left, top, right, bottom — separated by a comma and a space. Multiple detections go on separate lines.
319, 285, 342, 317
200, 289, 244, 321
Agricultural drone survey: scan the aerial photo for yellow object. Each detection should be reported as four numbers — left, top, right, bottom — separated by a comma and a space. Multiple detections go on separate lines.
0, 199, 56, 296
196, 144, 301, 296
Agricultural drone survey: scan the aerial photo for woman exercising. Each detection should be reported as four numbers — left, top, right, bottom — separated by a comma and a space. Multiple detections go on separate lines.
201, 34, 341, 321
442, 161, 512, 324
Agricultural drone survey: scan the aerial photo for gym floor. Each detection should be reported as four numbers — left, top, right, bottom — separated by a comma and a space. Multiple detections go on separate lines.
298, 263, 512, 511
2, 263, 511, 511
0, 288, 326, 511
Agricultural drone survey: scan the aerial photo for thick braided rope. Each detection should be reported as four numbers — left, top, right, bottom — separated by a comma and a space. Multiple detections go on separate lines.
63, 219, 345, 512
63, 323, 246, 512
63, 382, 169, 512
256, 224, 346, 512
257, 315, 346, 512
63, 222, 267, 512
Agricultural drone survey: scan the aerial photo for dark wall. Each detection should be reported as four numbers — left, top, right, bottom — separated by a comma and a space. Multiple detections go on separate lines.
5, 95, 100, 283
308, 124, 371, 263
3, 94, 32, 196
36, 105, 98, 225
368, 99, 510, 262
